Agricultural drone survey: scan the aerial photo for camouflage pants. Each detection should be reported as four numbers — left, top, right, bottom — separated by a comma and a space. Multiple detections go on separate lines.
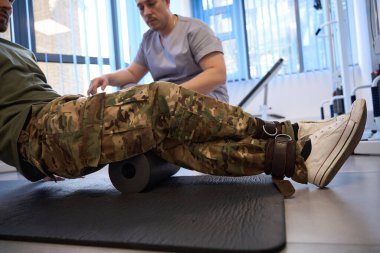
18, 82, 306, 182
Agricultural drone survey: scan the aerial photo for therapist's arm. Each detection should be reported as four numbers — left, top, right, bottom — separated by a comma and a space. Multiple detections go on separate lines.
87, 63, 148, 95
180, 52, 227, 95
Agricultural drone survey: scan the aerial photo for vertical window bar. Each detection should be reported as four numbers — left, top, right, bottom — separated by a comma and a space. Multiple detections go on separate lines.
241, 1, 251, 79
285, 0, 294, 73
233, 0, 247, 80
10, 14, 15, 41
126, 0, 142, 61
26, 0, 36, 52
79, 0, 91, 87
25, 0, 32, 50
316, 3, 325, 70
260, 0, 269, 76
69, 0, 79, 94
210, 0, 215, 35
12, 0, 31, 49
294, 0, 304, 72
307, 0, 316, 71
30, 1, 49, 85
107, 0, 117, 71
55, 3, 65, 94
322, 6, 329, 70
115, 0, 126, 69
268, 0, 275, 67
94, 0, 104, 75
41, 0, 49, 79
253, 1, 260, 77
274, 0, 283, 75
250, 1, 260, 77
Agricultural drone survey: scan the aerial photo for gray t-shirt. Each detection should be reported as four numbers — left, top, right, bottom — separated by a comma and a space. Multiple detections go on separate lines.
133, 15, 229, 102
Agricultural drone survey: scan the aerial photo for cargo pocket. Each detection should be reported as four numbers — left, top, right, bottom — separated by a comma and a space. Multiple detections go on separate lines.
168, 109, 220, 143
40, 95, 86, 134
40, 94, 105, 174
101, 86, 155, 161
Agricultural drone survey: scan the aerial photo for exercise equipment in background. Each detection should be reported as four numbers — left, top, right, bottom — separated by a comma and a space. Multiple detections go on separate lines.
352, 70, 380, 155
316, 0, 353, 118
238, 58, 284, 120
320, 91, 345, 120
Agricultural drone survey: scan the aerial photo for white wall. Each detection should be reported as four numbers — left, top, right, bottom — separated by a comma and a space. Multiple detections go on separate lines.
227, 66, 370, 122
228, 71, 333, 121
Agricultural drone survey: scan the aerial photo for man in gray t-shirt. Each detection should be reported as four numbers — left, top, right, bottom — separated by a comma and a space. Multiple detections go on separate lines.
88, 0, 229, 103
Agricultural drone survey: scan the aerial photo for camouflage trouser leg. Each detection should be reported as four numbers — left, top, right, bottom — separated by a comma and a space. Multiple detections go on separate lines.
19, 81, 305, 181
144, 82, 267, 176
99, 81, 270, 177
18, 94, 107, 178
140, 82, 304, 179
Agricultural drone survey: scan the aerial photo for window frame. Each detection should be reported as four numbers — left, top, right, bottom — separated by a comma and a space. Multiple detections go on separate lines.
11, 0, 125, 69
193, 0, 355, 81
194, 1, 250, 81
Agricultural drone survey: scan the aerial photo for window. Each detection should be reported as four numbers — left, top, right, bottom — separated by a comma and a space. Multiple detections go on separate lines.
34, 1, 107, 57
36, 62, 111, 95
195, 0, 249, 80
298, 0, 328, 72
193, 0, 358, 81
244, 0, 300, 76
10, 0, 142, 95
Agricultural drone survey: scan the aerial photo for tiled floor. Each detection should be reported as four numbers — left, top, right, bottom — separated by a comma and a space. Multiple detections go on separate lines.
0, 155, 379, 253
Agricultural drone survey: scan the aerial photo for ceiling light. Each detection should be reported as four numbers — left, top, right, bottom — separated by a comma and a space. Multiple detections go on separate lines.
34, 19, 70, 36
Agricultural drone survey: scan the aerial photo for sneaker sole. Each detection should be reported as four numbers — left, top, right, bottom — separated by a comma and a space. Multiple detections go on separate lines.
312, 100, 367, 187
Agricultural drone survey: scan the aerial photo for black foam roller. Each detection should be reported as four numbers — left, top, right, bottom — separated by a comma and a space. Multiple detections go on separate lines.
108, 151, 180, 193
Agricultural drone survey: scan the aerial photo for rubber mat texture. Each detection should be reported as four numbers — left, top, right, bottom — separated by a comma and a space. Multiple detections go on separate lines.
0, 175, 285, 252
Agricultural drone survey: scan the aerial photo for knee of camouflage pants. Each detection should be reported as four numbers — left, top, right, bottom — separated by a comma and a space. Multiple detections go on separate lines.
18, 94, 103, 178
149, 81, 257, 144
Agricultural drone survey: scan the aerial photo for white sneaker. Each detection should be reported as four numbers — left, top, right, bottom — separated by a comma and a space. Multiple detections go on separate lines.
298, 114, 348, 141
304, 99, 367, 187
296, 98, 368, 141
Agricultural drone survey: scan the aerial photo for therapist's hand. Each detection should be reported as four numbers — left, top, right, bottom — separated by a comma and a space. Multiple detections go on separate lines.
87, 75, 110, 96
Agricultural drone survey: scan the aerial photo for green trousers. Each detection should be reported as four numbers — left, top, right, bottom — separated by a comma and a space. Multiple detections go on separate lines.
18, 82, 307, 183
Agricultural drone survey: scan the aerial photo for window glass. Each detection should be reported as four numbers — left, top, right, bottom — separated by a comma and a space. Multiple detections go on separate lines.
117, 0, 131, 64
299, 0, 328, 71
37, 62, 112, 95
343, 0, 358, 66
202, 0, 233, 10
209, 14, 232, 34
244, 0, 299, 76
195, 0, 358, 80
222, 39, 239, 78
33, 0, 111, 58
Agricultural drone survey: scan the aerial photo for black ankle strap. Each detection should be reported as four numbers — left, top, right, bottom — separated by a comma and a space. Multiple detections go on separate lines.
264, 134, 296, 197
255, 119, 282, 139
264, 134, 296, 179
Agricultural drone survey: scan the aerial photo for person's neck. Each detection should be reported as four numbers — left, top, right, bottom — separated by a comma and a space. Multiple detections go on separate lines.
159, 14, 178, 38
